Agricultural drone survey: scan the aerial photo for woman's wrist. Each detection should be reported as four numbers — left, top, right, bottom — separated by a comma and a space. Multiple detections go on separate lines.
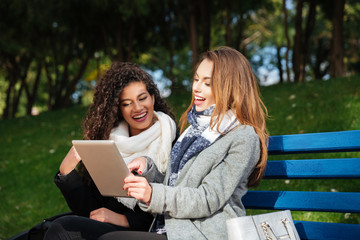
145, 184, 153, 206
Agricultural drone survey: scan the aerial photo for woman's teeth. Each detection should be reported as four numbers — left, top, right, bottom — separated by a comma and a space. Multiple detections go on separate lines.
133, 112, 147, 119
195, 96, 205, 101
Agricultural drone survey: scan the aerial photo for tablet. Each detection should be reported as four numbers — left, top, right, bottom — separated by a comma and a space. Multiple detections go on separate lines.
72, 140, 131, 197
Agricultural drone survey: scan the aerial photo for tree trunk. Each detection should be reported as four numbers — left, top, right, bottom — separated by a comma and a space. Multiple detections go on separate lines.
2, 57, 18, 119
293, 0, 317, 83
235, 14, 246, 56
116, 15, 124, 62
2, 73, 16, 119
44, 61, 54, 110
199, 0, 211, 53
225, 0, 232, 46
292, 0, 304, 82
312, 38, 330, 79
11, 59, 31, 118
276, 46, 284, 83
25, 62, 42, 116
127, 18, 136, 61
1, 55, 31, 118
301, 0, 317, 82
164, 3, 176, 93
55, 50, 72, 107
282, 0, 291, 82
63, 55, 91, 107
329, 0, 345, 78
11, 78, 25, 118
188, 1, 198, 68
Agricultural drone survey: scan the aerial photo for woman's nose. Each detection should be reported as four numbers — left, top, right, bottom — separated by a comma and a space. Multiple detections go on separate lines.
193, 81, 201, 92
133, 101, 142, 111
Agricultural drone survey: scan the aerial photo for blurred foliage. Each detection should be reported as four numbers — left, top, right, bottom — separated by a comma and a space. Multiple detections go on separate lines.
1, 75, 359, 239
1, 0, 360, 119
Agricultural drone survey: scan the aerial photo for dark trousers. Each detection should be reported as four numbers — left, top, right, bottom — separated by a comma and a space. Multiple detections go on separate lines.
98, 231, 167, 240
43, 215, 130, 240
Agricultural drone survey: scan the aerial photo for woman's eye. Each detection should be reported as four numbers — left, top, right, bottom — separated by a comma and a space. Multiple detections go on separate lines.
121, 102, 131, 107
205, 83, 211, 87
139, 96, 147, 101
194, 78, 199, 82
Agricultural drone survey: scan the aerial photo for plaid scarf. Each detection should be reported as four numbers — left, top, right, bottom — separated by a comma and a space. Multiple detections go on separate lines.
168, 105, 238, 186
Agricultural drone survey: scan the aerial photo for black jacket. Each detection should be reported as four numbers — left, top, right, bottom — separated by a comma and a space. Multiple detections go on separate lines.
54, 169, 153, 231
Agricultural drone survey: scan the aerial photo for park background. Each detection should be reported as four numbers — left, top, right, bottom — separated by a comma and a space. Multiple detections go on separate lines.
0, 0, 359, 239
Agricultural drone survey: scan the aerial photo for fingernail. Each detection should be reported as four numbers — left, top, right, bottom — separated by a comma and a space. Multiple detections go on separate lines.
139, 171, 142, 175
127, 193, 129, 196
122, 187, 125, 190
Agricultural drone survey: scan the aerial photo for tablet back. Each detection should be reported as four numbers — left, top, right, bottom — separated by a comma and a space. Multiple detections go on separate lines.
72, 140, 130, 197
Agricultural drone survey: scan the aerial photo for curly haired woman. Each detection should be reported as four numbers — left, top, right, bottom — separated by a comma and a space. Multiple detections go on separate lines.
46, 62, 177, 239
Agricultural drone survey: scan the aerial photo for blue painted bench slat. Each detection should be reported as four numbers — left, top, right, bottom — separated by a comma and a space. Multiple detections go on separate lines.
268, 130, 360, 154
242, 191, 360, 213
243, 130, 360, 240
264, 158, 360, 179
294, 221, 360, 240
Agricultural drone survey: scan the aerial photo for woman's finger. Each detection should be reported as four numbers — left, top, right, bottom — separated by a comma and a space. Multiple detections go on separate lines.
127, 157, 147, 174
123, 181, 146, 191
89, 207, 104, 217
124, 175, 144, 184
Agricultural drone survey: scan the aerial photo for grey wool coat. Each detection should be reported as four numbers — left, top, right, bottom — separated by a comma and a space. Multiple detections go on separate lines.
140, 125, 261, 240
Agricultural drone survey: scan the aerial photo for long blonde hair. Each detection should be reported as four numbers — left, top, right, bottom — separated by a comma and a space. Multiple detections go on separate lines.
179, 46, 268, 187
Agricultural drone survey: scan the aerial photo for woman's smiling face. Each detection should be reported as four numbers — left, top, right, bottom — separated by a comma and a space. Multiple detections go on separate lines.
120, 81, 155, 136
193, 58, 215, 112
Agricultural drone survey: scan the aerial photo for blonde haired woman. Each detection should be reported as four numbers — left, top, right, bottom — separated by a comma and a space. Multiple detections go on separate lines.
109, 46, 268, 240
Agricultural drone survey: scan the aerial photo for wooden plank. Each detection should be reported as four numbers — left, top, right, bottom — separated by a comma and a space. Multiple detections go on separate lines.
294, 221, 360, 240
242, 191, 360, 213
268, 130, 360, 154
264, 158, 360, 179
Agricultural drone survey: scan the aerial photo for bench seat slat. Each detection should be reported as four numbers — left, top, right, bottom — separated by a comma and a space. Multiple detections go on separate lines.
268, 130, 360, 154
294, 221, 360, 240
243, 191, 360, 213
264, 158, 360, 179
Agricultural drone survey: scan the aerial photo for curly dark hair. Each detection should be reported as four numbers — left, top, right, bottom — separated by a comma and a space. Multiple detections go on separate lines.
83, 61, 175, 140
78, 62, 175, 184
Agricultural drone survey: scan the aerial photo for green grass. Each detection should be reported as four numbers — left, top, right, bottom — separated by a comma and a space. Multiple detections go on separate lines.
1, 75, 360, 239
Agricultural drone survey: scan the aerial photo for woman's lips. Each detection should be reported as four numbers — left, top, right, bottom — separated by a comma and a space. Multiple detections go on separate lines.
194, 96, 205, 105
132, 112, 148, 122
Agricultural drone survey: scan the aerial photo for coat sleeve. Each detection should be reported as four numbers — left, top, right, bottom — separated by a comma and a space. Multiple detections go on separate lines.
140, 130, 260, 219
54, 169, 103, 216
141, 156, 166, 184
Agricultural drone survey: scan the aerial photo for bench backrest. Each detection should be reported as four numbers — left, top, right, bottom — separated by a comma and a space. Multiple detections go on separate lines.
242, 130, 360, 240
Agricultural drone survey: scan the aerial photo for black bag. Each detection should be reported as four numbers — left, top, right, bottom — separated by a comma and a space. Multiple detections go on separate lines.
8, 212, 72, 240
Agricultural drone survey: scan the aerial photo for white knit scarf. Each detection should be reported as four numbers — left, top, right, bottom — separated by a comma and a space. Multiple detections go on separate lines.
109, 111, 176, 209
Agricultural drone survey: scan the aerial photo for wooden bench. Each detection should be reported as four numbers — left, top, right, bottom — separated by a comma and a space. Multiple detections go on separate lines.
242, 130, 360, 240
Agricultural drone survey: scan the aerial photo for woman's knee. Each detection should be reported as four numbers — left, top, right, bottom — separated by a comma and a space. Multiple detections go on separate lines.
43, 215, 88, 240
